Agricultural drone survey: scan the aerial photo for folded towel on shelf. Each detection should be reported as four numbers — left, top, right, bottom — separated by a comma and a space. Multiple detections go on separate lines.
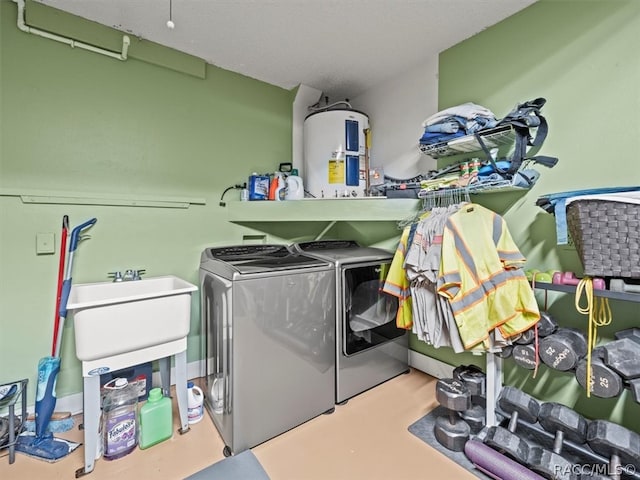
422, 102, 496, 127
419, 103, 498, 146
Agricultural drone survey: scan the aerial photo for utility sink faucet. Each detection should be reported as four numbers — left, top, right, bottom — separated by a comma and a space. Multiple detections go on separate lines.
109, 269, 146, 282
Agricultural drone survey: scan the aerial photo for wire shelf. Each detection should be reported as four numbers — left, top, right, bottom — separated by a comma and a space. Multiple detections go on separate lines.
418, 125, 515, 159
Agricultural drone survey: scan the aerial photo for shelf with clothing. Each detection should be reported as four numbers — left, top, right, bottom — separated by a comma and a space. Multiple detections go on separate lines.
419, 124, 515, 160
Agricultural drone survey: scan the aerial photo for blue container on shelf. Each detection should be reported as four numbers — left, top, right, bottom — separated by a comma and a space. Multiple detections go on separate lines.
248, 173, 270, 200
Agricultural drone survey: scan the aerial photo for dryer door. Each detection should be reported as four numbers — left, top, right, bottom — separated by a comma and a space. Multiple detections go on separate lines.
342, 262, 402, 356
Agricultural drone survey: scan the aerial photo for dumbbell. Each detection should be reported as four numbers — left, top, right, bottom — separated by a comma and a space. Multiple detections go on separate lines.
511, 327, 538, 371
434, 378, 471, 452
587, 420, 640, 480
484, 386, 540, 465
552, 272, 606, 290
497, 345, 514, 359
453, 365, 486, 432
601, 337, 640, 381
614, 327, 640, 344
516, 328, 537, 345
511, 314, 559, 370
527, 402, 587, 480
574, 334, 640, 400
539, 328, 587, 371
575, 347, 623, 399
630, 379, 640, 404
610, 279, 640, 294
453, 364, 486, 403
538, 312, 559, 338
512, 343, 538, 371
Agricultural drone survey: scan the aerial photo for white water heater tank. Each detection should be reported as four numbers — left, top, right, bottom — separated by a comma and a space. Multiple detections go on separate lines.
303, 109, 369, 198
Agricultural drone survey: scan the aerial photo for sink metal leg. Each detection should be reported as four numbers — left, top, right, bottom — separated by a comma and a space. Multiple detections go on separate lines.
174, 350, 189, 434
159, 357, 170, 397
77, 375, 100, 477
158, 353, 189, 434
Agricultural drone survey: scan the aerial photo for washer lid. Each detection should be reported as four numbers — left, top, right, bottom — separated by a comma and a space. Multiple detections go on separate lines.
202, 244, 328, 273
296, 240, 360, 252
293, 240, 392, 264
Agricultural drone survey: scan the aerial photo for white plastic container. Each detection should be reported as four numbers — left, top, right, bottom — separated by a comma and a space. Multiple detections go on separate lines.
303, 109, 369, 198
285, 175, 304, 200
187, 382, 204, 424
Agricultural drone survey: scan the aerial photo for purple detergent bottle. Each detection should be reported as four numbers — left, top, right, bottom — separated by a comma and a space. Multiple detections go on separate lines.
102, 378, 138, 460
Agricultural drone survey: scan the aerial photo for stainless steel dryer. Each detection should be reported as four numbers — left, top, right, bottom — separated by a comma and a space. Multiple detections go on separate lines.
199, 244, 335, 456
293, 240, 408, 404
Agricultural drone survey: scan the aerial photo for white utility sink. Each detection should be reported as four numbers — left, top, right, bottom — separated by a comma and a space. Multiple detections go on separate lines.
66, 275, 198, 361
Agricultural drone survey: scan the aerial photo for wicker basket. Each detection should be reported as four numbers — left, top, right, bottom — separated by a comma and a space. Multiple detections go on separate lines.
566, 200, 640, 279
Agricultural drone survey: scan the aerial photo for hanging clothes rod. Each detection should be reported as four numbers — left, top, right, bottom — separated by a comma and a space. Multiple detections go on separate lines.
418, 187, 471, 211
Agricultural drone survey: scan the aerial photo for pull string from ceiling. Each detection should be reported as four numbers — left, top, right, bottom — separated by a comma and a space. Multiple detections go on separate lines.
167, 0, 175, 29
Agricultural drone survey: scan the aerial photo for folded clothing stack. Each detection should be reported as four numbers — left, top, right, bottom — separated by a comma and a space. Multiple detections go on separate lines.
419, 102, 498, 146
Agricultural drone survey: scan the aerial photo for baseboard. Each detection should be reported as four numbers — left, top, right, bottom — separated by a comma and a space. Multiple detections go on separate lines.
408, 350, 454, 379
55, 359, 205, 415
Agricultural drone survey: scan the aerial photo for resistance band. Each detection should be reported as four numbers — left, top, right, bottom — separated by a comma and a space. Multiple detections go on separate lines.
575, 278, 612, 397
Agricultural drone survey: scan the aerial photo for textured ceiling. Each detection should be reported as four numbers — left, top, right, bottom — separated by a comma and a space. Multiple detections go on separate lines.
34, 0, 536, 99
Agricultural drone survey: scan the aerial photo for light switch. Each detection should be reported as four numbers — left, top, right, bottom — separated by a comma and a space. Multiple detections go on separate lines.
36, 232, 55, 255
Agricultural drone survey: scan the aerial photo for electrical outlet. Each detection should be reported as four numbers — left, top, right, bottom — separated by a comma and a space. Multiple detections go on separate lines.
36, 232, 55, 255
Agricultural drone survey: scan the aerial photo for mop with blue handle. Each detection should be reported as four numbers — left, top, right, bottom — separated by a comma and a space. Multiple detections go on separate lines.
16, 218, 97, 462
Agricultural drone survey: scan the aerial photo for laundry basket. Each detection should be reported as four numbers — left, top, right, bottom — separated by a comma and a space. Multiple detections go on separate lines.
566, 199, 640, 279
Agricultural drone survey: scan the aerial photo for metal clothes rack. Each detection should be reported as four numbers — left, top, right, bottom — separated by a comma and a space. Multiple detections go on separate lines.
403, 186, 504, 428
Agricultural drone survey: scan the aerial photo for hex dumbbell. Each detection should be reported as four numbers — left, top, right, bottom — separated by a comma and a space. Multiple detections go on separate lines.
483, 386, 540, 465
511, 313, 559, 370
614, 327, 640, 344
527, 402, 587, 480
434, 378, 471, 452
453, 365, 487, 432
587, 420, 640, 480
602, 337, 640, 381
453, 364, 486, 405
575, 347, 623, 399
630, 378, 640, 405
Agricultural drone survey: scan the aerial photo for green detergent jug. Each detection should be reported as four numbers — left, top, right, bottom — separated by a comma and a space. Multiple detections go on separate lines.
138, 388, 173, 449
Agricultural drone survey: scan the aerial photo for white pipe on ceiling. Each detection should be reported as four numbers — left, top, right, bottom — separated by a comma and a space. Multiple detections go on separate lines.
12, 0, 130, 61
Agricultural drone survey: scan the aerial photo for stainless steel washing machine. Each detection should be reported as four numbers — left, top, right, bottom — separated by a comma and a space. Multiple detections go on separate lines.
199, 244, 336, 455
293, 240, 408, 404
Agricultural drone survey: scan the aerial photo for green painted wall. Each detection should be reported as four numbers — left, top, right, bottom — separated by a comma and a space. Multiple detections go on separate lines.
0, 0, 295, 400
411, 0, 640, 429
